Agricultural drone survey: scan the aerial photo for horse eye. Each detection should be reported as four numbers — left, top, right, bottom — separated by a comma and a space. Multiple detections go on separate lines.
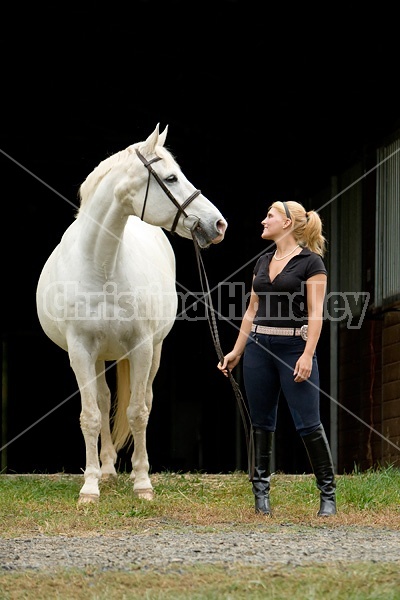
166, 175, 177, 183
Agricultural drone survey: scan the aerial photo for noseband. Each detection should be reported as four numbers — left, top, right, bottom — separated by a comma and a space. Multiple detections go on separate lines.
135, 149, 201, 234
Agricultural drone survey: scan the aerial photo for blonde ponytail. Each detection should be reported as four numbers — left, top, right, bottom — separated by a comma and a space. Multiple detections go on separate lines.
270, 201, 326, 257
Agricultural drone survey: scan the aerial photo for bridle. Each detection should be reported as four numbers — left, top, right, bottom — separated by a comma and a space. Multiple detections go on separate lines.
136, 147, 255, 480
135, 148, 201, 234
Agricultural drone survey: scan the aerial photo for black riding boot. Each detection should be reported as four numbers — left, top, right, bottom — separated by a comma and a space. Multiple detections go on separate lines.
302, 424, 336, 517
251, 428, 274, 515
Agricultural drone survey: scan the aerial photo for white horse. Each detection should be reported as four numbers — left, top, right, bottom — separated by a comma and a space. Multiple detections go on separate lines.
36, 124, 227, 504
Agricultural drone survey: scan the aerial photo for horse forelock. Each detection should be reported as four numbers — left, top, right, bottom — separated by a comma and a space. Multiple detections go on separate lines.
156, 145, 177, 166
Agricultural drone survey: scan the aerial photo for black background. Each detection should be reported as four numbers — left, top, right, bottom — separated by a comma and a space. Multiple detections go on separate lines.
1, 1, 399, 474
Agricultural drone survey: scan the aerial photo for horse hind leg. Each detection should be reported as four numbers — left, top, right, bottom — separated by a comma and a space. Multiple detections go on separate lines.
96, 360, 118, 483
112, 357, 153, 499
129, 342, 162, 501
129, 398, 154, 502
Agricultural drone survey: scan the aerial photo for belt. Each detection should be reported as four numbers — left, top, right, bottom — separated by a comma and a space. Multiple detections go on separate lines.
251, 324, 308, 340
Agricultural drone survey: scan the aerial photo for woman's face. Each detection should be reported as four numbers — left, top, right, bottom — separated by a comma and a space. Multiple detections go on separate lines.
261, 207, 288, 240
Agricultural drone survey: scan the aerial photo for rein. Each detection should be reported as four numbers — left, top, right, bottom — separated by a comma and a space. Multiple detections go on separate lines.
136, 147, 254, 480
191, 238, 255, 481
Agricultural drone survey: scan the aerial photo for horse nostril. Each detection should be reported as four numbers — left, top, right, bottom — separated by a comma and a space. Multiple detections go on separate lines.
217, 219, 227, 236
210, 219, 227, 244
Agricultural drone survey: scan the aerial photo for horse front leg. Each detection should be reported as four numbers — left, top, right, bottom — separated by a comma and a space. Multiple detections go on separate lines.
69, 344, 102, 504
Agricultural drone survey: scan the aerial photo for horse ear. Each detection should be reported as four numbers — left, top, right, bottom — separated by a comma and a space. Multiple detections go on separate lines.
139, 123, 168, 155
158, 125, 168, 147
141, 124, 161, 154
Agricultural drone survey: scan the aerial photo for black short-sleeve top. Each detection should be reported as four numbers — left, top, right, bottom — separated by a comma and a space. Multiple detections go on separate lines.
252, 248, 327, 328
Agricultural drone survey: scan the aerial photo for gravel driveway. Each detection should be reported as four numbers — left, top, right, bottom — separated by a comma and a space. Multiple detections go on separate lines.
2, 527, 400, 572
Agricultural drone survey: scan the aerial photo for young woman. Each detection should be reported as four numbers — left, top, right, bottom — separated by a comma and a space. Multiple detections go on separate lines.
218, 200, 336, 517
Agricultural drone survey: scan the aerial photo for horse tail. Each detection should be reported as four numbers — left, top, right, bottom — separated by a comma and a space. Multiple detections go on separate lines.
111, 359, 133, 452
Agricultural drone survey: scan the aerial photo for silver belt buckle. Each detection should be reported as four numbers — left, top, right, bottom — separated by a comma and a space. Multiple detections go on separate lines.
300, 324, 308, 341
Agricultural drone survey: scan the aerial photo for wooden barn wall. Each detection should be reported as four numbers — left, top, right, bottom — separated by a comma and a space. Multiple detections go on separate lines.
338, 320, 383, 473
381, 310, 400, 466
336, 132, 400, 473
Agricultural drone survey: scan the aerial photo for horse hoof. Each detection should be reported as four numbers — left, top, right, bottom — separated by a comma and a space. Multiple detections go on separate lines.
134, 488, 154, 500
101, 473, 117, 483
77, 493, 99, 505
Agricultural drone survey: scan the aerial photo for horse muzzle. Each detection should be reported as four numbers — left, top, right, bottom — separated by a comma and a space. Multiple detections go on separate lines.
187, 217, 227, 248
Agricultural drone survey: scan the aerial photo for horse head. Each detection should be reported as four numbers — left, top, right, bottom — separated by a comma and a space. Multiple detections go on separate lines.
130, 124, 228, 248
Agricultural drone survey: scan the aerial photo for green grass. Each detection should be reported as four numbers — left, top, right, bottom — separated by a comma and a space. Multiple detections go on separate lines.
1, 468, 399, 536
1, 563, 400, 599
0, 467, 400, 598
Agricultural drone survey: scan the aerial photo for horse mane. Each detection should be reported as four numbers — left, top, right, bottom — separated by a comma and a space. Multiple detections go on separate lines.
75, 142, 176, 218
76, 147, 132, 215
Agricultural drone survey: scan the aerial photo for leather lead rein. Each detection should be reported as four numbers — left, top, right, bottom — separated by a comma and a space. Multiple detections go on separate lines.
192, 238, 255, 481
136, 147, 254, 479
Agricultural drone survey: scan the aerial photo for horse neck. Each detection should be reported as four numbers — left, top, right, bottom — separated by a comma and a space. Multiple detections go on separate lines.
77, 193, 130, 279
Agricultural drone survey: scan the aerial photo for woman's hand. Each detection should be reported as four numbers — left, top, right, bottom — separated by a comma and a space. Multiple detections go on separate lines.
217, 352, 242, 377
293, 353, 313, 383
